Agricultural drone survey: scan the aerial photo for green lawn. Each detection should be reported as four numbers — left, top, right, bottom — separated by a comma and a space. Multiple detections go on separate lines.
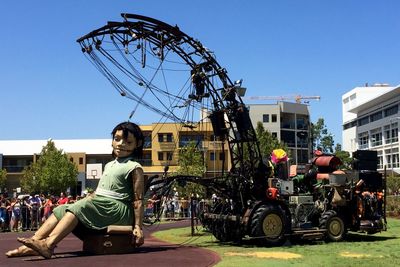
153, 218, 400, 267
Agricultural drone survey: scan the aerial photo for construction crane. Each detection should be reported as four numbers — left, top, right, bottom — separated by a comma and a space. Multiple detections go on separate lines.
244, 95, 321, 104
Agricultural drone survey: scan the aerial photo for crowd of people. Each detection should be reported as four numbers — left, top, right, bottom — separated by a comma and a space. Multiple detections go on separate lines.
144, 188, 203, 222
0, 192, 85, 233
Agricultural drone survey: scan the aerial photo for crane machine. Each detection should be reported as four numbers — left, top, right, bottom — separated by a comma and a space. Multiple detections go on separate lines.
245, 95, 321, 104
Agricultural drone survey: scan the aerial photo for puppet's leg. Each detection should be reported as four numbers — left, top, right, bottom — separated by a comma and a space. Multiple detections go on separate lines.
18, 212, 78, 259
6, 214, 58, 257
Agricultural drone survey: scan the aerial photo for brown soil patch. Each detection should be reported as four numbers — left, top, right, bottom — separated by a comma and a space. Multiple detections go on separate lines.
225, 251, 302, 259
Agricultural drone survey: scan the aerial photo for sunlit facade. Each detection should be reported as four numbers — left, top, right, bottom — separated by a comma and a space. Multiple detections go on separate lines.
0, 122, 230, 195
342, 84, 400, 174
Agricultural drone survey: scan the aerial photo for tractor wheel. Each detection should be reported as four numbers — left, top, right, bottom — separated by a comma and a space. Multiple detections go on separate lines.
250, 204, 289, 246
319, 210, 346, 242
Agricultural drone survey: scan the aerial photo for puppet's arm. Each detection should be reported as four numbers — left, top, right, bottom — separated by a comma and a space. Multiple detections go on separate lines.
132, 167, 144, 247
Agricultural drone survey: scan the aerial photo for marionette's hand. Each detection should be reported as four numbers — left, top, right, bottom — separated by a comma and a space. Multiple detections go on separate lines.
132, 225, 144, 247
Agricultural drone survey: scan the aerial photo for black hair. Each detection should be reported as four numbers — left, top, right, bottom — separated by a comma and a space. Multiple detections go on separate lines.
111, 121, 144, 159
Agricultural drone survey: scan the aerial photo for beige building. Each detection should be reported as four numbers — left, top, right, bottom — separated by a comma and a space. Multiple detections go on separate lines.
0, 122, 230, 195
248, 102, 311, 165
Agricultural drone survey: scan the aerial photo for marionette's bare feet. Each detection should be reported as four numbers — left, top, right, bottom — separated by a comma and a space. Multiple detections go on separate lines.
17, 238, 53, 259
5, 245, 38, 257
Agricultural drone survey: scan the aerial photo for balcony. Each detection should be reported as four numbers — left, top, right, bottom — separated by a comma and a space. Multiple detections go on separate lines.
3, 165, 26, 173
159, 142, 176, 150
202, 140, 224, 150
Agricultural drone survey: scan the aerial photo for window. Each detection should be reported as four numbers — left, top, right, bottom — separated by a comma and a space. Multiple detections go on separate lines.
143, 134, 152, 148
358, 132, 369, 149
210, 152, 215, 161
296, 133, 308, 148
272, 114, 277, 123
370, 111, 382, 122
272, 132, 277, 138
179, 134, 203, 147
394, 152, 400, 168
166, 133, 173, 142
358, 116, 369, 126
385, 123, 399, 143
297, 149, 308, 164
281, 113, 295, 129
2, 156, 33, 173
158, 152, 164, 161
386, 153, 392, 169
344, 120, 357, 130
281, 130, 295, 147
79, 157, 84, 165
296, 115, 309, 130
384, 125, 391, 144
142, 152, 152, 166
263, 114, 269, 123
392, 123, 399, 143
166, 152, 173, 161
158, 133, 173, 142
384, 105, 398, 117
370, 128, 382, 147
219, 152, 225, 161
377, 155, 383, 169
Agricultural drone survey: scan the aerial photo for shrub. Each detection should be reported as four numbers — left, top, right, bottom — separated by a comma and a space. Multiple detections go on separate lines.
386, 195, 400, 217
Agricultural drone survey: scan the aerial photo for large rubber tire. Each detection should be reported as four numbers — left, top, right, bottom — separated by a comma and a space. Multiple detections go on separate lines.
250, 204, 289, 246
319, 210, 346, 242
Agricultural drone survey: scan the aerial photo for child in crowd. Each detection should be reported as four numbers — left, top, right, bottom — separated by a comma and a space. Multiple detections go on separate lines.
9, 198, 21, 232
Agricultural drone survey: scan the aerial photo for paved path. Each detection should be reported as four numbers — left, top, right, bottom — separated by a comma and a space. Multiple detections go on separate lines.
0, 220, 220, 267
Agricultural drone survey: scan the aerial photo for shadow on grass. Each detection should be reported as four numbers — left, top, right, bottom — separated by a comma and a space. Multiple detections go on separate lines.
345, 232, 398, 242
178, 229, 399, 249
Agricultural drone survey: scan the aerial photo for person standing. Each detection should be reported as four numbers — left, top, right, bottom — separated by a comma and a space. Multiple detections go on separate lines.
0, 194, 10, 232
41, 196, 55, 223
57, 192, 68, 206
28, 194, 42, 230
9, 198, 21, 232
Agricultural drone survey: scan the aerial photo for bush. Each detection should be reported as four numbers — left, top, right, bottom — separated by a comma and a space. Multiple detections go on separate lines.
386, 195, 400, 217
386, 175, 400, 195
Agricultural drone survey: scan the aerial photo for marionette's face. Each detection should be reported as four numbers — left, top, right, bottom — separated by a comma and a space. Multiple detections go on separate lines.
112, 130, 137, 158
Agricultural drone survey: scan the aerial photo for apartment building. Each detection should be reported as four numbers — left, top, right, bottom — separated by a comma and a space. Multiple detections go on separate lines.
0, 122, 230, 195
342, 84, 400, 173
248, 102, 311, 165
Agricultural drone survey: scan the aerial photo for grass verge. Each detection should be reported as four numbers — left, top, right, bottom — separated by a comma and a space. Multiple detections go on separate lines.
153, 218, 400, 267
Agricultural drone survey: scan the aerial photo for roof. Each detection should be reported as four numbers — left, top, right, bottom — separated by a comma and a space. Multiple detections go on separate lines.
346, 85, 400, 114
0, 139, 112, 156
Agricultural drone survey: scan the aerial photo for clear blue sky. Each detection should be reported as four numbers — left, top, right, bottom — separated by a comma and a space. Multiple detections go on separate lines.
1, 1, 399, 146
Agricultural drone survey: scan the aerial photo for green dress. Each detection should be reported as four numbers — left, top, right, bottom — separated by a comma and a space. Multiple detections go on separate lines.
53, 157, 141, 230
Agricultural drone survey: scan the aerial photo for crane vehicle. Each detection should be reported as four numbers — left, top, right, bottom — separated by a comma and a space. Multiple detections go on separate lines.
77, 14, 386, 245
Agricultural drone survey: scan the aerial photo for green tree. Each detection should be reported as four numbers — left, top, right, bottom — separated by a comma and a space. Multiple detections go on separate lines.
0, 169, 7, 192
21, 140, 78, 195
174, 141, 206, 198
334, 143, 352, 169
312, 118, 335, 153
255, 121, 288, 158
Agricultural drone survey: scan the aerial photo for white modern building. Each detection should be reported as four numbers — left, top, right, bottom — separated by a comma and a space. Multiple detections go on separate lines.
342, 84, 400, 174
